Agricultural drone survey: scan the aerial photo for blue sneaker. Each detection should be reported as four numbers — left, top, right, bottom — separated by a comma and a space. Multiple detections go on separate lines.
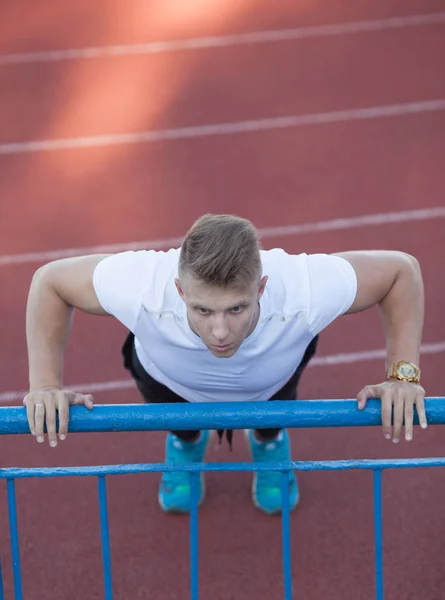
245, 429, 299, 515
159, 431, 212, 513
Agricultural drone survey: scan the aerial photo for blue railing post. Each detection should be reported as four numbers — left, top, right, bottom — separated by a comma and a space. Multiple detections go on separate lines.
6, 479, 23, 600
189, 471, 200, 600
281, 470, 293, 600
98, 475, 113, 600
373, 469, 384, 600
0, 553, 4, 600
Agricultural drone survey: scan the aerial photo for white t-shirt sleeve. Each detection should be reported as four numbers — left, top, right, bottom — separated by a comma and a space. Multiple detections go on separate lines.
92, 251, 155, 332
305, 254, 358, 335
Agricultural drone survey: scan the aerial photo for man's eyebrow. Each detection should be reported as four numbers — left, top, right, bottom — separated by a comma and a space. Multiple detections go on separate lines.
232, 299, 250, 306
191, 299, 250, 310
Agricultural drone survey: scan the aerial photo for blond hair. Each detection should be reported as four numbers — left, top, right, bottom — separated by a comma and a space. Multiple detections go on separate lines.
178, 214, 262, 287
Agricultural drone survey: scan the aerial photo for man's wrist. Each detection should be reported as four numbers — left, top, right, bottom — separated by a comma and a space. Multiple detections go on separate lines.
29, 384, 62, 392
386, 360, 421, 383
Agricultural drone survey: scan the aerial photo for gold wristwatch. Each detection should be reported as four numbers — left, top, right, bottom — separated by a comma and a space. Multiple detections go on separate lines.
387, 361, 421, 384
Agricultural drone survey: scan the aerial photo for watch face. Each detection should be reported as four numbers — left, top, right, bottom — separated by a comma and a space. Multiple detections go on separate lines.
398, 363, 416, 378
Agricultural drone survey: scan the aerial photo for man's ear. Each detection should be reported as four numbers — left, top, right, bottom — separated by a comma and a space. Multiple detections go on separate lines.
175, 278, 184, 299
258, 275, 268, 299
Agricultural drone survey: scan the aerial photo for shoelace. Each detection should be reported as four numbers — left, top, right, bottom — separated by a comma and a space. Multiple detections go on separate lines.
255, 437, 293, 489
256, 467, 294, 491
161, 469, 189, 490
217, 429, 233, 450
162, 437, 203, 488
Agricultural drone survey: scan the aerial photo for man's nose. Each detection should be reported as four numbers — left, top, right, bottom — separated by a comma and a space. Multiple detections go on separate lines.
212, 316, 229, 341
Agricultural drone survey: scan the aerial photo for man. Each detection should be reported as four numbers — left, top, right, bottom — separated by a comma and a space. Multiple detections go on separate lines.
24, 214, 427, 515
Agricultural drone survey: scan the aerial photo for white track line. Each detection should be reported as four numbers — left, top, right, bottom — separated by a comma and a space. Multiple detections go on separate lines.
1, 342, 444, 404
0, 13, 444, 65
0, 381, 135, 404
1, 207, 444, 268
311, 342, 445, 366
1, 99, 445, 156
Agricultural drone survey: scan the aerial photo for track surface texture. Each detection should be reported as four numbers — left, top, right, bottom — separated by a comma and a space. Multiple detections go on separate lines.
1, 2, 445, 599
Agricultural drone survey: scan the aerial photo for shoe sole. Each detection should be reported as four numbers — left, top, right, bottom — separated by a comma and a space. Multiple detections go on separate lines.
244, 429, 299, 515
158, 430, 213, 514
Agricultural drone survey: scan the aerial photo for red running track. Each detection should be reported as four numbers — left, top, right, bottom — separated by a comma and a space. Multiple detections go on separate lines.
0, 1, 445, 598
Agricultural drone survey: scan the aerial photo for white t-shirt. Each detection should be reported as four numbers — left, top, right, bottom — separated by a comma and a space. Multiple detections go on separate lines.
92, 248, 357, 402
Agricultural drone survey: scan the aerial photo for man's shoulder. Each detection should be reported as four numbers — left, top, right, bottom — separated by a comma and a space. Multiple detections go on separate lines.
98, 247, 180, 276
260, 249, 311, 312
109, 247, 180, 264
94, 247, 181, 301
260, 248, 309, 272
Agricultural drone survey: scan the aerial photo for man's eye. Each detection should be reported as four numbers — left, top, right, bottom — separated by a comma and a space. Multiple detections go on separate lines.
231, 306, 243, 313
197, 308, 209, 315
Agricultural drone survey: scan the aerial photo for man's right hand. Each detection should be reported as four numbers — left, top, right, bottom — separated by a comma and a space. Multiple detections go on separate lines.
23, 387, 94, 447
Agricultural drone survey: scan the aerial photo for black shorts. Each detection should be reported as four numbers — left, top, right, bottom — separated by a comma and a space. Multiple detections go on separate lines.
121, 331, 318, 447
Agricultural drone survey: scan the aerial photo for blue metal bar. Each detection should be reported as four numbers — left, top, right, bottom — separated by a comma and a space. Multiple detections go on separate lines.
373, 470, 384, 600
0, 554, 4, 600
97, 476, 113, 600
189, 472, 200, 600
6, 479, 23, 600
2, 456, 445, 480
0, 398, 443, 435
281, 471, 293, 600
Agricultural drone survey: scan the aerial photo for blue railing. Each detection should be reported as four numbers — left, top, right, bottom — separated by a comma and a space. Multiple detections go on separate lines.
1, 398, 444, 600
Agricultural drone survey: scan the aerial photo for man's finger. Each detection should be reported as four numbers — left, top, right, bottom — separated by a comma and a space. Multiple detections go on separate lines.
380, 392, 393, 440
415, 393, 428, 430
84, 395, 94, 410
392, 390, 404, 443
23, 396, 36, 436
356, 386, 377, 410
70, 394, 94, 409
45, 399, 57, 447
34, 401, 46, 443
57, 399, 69, 441
404, 398, 414, 441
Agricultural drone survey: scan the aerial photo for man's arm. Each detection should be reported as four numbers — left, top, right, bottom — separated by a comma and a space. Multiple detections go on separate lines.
25, 254, 111, 445
333, 250, 427, 442
334, 250, 424, 370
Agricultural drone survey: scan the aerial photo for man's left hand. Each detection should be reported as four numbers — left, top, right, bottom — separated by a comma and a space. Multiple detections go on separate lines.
356, 380, 427, 442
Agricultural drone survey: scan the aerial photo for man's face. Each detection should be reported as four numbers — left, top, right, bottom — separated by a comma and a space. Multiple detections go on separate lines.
175, 274, 268, 358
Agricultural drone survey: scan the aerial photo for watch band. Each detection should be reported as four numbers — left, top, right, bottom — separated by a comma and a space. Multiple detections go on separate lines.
387, 361, 420, 383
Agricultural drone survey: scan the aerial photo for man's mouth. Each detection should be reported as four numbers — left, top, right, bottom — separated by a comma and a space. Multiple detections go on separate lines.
213, 344, 231, 352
